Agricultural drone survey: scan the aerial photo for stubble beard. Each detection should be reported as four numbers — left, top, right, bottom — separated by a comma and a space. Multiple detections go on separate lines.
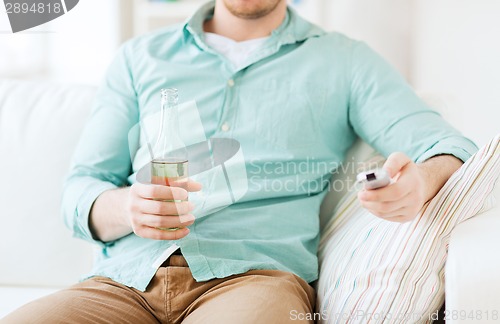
223, 0, 283, 19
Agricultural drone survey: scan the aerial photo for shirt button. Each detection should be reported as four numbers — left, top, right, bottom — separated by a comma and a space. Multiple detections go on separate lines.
221, 123, 230, 132
227, 79, 235, 87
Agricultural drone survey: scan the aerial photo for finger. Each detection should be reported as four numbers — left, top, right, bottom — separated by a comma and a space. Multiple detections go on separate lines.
359, 191, 413, 214
358, 181, 412, 202
139, 199, 194, 216
186, 180, 202, 192
137, 226, 190, 241
383, 152, 412, 178
133, 183, 188, 201
368, 206, 405, 219
137, 213, 195, 229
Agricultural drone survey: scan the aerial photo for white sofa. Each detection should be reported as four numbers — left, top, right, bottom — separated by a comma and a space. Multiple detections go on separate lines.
0, 79, 499, 322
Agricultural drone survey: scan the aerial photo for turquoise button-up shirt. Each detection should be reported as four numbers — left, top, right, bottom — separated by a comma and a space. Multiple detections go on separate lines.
62, 2, 478, 291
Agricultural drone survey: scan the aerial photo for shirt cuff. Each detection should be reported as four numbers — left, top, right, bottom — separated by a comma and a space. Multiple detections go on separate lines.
63, 177, 118, 247
416, 136, 479, 163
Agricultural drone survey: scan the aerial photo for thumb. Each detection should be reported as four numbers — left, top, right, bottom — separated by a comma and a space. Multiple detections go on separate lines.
383, 152, 412, 178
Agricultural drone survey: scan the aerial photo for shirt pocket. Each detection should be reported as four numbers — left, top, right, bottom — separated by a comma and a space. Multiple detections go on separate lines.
244, 79, 327, 151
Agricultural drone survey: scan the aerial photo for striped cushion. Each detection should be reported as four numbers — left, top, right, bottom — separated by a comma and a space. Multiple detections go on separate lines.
317, 134, 500, 323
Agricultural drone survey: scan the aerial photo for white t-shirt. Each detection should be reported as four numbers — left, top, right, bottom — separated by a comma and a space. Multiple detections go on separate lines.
204, 32, 269, 70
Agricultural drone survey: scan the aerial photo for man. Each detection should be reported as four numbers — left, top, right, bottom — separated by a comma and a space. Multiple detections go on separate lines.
3, 0, 477, 323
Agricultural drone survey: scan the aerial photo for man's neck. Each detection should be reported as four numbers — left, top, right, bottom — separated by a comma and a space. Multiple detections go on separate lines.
203, 1, 287, 42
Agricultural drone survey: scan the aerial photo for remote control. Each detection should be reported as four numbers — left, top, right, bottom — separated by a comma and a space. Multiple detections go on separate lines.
356, 168, 391, 190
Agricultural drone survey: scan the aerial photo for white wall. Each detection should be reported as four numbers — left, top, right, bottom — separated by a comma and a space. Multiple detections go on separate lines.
45, 0, 121, 85
0, 0, 121, 85
412, 0, 500, 147
289, 0, 328, 30
321, 0, 499, 147
322, 0, 413, 79
0, 6, 47, 78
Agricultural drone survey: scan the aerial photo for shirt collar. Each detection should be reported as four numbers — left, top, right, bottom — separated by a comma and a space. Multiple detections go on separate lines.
183, 1, 325, 49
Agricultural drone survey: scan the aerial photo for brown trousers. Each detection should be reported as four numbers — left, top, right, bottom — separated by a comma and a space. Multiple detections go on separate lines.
2, 256, 316, 323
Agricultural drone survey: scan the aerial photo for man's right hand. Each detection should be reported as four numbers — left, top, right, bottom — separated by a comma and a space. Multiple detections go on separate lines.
127, 181, 202, 240
89, 180, 202, 242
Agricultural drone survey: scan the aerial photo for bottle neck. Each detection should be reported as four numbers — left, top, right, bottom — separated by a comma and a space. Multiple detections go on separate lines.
160, 97, 179, 138
153, 89, 186, 162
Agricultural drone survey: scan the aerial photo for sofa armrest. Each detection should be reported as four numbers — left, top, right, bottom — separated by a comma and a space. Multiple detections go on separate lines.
446, 181, 500, 323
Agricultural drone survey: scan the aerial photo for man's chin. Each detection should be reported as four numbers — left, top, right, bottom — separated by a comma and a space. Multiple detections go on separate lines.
232, 10, 272, 20
224, 0, 283, 20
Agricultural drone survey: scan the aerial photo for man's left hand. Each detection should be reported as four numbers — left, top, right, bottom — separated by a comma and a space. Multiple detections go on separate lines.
357, 152, 463, 223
